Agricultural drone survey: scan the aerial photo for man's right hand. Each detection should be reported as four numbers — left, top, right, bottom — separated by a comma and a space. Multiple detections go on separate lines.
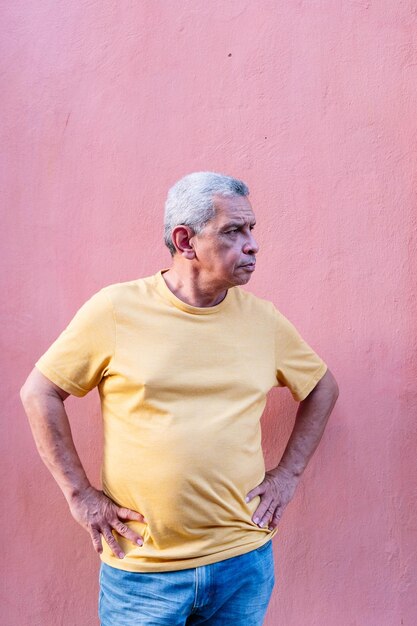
20, 369, 146, 561
69, 486, 146, 559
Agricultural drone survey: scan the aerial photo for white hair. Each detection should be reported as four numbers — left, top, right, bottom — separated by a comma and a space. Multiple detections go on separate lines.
164, 171, 250, 255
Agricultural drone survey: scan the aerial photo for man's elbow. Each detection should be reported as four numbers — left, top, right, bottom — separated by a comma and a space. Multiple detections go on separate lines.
20, 367, 68, 408
20, 374, 35, 407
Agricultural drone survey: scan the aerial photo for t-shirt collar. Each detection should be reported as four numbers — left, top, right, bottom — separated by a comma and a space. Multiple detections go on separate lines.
154, 269, 231, 315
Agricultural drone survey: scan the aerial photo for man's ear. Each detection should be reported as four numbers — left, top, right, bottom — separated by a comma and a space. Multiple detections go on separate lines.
170, 225, 196, 259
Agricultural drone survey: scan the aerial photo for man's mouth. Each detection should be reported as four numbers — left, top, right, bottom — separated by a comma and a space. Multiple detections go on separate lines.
239, 261, 256, 271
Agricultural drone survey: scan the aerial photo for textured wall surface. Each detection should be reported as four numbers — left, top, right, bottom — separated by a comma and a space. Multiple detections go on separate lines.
2, 1, 416, 624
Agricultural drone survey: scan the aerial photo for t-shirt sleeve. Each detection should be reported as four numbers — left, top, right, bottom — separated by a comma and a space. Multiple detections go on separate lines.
35, 289, 115, 397
275, 309, 327, 401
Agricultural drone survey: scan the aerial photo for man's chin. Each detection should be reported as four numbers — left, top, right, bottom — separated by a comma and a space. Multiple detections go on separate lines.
231, 271, 253, 286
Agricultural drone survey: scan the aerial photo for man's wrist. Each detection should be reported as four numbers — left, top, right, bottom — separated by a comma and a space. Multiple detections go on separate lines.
65, 480, 95, 505
271, 463, 302, 481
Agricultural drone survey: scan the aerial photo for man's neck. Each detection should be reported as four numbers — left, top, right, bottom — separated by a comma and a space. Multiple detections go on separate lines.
162, 266, 227, 308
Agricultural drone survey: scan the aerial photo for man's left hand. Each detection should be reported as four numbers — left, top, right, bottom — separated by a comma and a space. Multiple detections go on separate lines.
245, 467, 299, 529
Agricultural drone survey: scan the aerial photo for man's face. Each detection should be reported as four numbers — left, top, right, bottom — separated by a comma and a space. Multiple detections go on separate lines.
191, 194, 259, 288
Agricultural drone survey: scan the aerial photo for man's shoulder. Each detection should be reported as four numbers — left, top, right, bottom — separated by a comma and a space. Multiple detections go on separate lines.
100, 274, 151, 294
89, 273, 158, 312
232, 286, 278, 318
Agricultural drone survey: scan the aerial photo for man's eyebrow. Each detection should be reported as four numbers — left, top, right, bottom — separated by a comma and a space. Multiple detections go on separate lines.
222, 220, 256, 229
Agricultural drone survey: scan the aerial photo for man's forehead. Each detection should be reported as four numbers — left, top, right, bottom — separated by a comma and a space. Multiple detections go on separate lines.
212, 195, 256, 224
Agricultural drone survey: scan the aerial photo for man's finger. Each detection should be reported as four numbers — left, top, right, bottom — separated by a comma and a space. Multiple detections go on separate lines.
245, 483, 266, 503
252, 496, 274, 527
117, 507, 146, 523
269, 508, 283, 529
259, 502, 277, 528
112, 519, 144, 547
102, 527, 125, 559
90, 527, 103, 554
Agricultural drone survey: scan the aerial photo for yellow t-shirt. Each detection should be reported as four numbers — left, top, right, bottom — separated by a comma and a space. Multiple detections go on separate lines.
35, 270, 327, 572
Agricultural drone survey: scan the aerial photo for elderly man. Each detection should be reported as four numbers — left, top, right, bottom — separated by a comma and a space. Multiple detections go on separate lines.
21, 172, 338, 625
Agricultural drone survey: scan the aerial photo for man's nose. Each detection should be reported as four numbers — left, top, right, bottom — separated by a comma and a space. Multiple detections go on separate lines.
243, 231, 260, 255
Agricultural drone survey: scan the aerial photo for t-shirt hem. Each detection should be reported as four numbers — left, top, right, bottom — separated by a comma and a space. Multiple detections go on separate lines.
34, 362, 89, 397
99, 531, 277, 573
294, 361, 328, 401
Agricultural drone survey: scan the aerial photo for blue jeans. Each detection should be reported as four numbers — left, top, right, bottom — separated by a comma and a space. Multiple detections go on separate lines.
99, 540, 275, 625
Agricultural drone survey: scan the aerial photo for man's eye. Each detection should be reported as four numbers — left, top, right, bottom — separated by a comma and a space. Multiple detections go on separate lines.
226, 229, 238, 234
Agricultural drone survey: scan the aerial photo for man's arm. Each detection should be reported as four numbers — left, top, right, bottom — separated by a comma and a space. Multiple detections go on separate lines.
20, 368, 145, 559
246, 368, 339, 528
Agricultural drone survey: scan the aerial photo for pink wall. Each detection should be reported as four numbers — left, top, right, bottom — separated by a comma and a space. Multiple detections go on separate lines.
2, 1, 416, 624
